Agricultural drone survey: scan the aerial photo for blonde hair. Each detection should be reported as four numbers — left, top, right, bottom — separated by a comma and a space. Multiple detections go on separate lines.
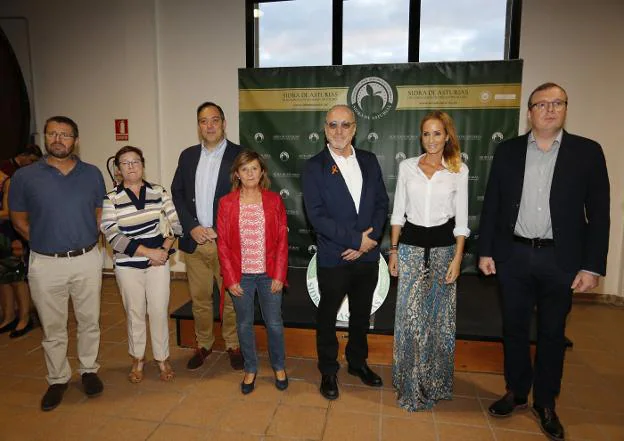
420, 110, 462, 173
230, 150, 271, 190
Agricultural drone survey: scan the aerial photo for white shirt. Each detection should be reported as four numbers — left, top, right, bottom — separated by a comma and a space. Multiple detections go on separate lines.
195, 138, 227, 227
391, 154, 470, 237
328, 145, 363, 214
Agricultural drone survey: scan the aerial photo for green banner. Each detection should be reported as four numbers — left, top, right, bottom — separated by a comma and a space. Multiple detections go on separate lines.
239, 60, 523, 273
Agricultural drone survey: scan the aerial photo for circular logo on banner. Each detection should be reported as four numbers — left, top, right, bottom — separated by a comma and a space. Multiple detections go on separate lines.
307, 245, 317, 255
280, 151, 290, 162
308, 132, 320, 143
306, 254, 390, 322
480, 90, 492, 103
395, 152, 406, 162
349, 77, 394, 120
279, 189, 290, 199
491, 132, 504, 143
367, 132, 379, 143
461, 152, 469, 163
254, 132, 264, 143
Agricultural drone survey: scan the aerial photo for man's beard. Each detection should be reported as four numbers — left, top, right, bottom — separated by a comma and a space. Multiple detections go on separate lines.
45, 142, 74, 159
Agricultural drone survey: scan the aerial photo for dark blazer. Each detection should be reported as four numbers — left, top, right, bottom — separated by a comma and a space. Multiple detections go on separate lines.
171, 140, 241, 254
478, 131, 610, 275
302, 147, 389, 267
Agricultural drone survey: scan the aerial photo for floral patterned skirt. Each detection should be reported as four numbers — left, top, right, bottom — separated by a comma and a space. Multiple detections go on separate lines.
392, 243, 456, 411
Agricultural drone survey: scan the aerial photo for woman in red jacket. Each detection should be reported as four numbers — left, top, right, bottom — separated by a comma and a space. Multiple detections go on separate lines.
217, 150, 288, 394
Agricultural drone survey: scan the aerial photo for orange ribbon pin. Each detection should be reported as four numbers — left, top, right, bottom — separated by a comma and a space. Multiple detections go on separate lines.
331, 165, 339, 175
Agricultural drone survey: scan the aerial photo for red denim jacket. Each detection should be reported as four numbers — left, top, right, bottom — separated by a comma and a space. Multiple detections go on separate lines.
217, 189, 288, 289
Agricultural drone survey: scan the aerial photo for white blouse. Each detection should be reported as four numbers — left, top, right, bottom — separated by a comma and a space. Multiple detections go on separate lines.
390, 154, 470, 238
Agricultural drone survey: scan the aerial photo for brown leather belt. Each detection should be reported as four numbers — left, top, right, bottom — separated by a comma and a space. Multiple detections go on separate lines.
513, 235, 554, 248
37, 242, 97, 258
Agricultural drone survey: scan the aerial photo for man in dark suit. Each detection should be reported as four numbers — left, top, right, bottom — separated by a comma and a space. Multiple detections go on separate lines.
171, 102, 243, 371
302, 104, 389, 400
479, 83, 610, 441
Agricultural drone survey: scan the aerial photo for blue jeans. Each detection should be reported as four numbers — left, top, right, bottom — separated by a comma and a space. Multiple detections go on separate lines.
231, 273, 285, 373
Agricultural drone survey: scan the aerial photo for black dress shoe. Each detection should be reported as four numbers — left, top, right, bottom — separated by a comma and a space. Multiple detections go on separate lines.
81, 373, 104, 397
488, 391, 528, 417
0, 317, 19, 334
275, 373, 289, 391
41, 383, 68, 411
348, 364, 383, 387
320, 374, 339, 400
241, 373, 256, 395
9, 321, 33, 339
532, 405, 565, 441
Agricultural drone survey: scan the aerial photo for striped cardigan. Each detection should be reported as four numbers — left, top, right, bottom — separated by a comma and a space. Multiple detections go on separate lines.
100, 181, 182, 268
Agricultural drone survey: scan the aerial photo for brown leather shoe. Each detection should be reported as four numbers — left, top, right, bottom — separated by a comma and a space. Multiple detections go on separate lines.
186, 347, 212, 370
227, 348, 244, 370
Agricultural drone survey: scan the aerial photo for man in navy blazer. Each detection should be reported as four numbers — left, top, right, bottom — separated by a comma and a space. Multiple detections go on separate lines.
479, 83, 610, 441
171, 102, 242, 371
302, 105, 389, 400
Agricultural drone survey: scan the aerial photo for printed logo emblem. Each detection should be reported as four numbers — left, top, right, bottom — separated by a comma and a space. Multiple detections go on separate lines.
480, 90, 492, 103
395, 152, 406, 162
308, 132, 320, 142
279, 189, 290, 199
254, 132, 264, 143
367, 132, 379, 143
349, 76, 394, 120
461, 152, 469, 163
307, 245, 317, 255
280, 151, 290, 162
307, 255, 390, 322
491, 132, 504, 143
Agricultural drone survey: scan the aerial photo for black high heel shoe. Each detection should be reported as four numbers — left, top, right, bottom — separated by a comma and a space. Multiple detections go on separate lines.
9, 321, 33, 339
275, 372, 288, 391
241, 373, 256, 395
0, 318, 19, 334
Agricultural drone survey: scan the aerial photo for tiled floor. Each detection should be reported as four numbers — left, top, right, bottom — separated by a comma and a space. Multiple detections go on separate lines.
0, 277, 623, 440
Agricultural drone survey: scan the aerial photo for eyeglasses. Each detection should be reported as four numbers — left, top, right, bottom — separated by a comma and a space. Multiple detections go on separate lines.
45, 131, 75, 140
326, 121, 355, 130
198, 117, 222, 125
529, 100, 567, 112
119, 160, 142, 168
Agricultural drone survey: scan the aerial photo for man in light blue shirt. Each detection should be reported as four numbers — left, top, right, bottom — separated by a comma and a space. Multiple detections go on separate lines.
171, 102, 242, 370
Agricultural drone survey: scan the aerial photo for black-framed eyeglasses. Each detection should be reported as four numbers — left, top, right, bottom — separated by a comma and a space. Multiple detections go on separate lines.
529, 100, 567, 112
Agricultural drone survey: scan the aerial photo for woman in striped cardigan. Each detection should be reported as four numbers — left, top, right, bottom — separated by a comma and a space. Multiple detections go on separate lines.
100, 146, 182, 383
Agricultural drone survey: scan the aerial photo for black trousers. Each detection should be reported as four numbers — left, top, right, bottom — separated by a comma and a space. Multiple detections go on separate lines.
497, 242, 575, 409
316, 261, 378, 375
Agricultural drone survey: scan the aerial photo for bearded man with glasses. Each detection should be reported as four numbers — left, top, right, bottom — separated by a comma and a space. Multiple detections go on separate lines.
478, 83, 610, 441
9, 116, 106, 411
302, 104, 389, 400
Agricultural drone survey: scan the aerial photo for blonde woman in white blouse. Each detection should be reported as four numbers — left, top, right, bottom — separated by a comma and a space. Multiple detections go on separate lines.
388, 111, 469, 411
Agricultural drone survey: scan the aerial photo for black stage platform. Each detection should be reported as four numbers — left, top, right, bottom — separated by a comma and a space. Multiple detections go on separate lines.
171, 270, 571, 346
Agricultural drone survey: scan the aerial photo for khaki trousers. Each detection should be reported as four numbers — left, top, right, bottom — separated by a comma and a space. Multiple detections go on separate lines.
115, 263, 171, 361
28, 247, 102, 385
184, 241, 238, 349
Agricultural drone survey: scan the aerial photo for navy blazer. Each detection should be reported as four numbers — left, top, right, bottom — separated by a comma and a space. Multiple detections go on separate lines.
302, 147, 389, 267
171, 140, 241, 253
478, 131, 610, 275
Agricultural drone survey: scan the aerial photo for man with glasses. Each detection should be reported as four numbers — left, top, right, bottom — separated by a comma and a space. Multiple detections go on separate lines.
302, 104, 389, 400
171, 102, 243, 371
9, 116, 106, 411
479, 83, 610, 440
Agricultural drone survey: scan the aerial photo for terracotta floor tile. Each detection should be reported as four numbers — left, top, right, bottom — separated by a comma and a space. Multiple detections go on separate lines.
281, 379, 331, 408
323, 409, 380, 441
89, 417, 158, 441
433, 396, 489, 427
437, 423, 496, 440
122, 389, 185, 421
329, 384, 382, 414
214, 399, 277, 434
287, 357, 320, 382
266, 403, 326, 439
454, 372, 479, 397
148, 424, 209, 441
484, 400, 539, 433
206, 431, 263, 441
557, 408, 614, 440
165, 395, 234, 427
381, 416, 436, 441
593, 412, 624, 441
469, 372, 507, 399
